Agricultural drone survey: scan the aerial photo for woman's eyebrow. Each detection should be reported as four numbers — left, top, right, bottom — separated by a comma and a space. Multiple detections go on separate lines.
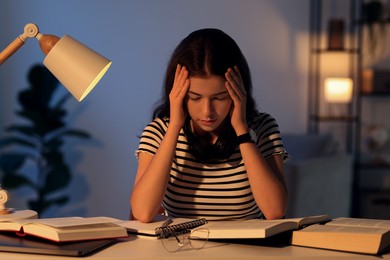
188, 91, 201, 96
188, 90, 228, 96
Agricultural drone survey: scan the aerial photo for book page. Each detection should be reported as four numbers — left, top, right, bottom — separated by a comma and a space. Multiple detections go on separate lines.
262, 214, 330, 227
204, 219, 295, 230
328, 218, 390, 229
198, 219, 298, 239
300, 224, 389, 234
23, 217, 117, 228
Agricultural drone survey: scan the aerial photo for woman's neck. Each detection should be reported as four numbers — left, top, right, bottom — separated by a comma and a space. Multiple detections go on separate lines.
190, 119, 226, 144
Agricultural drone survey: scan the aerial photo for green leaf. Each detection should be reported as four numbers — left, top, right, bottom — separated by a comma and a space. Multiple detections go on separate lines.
28, 200, 43, 213
16, 109, 68, 136
0, 153, 28, 172
43, 151, 64, 165
44, 129, 90, 147
28, 195, 69, 214
2, 174, 34, 189
6, 125, 37, 138
16, 110, 43, 125
44, 137, 64, 150
64, 129, 91, 139
50, 195, 69, 206
43, 164, 71, 193
53, 93, 71, 109
0, 137, 36, 149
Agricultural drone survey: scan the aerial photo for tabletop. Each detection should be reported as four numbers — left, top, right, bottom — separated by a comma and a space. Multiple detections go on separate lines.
0, 235, 389, 260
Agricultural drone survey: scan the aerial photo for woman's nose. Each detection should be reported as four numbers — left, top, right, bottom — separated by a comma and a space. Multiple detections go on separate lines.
202, 99, 215, 115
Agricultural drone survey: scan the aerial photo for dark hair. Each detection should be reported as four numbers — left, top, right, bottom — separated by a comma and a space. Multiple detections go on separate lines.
152, 28, 258, 120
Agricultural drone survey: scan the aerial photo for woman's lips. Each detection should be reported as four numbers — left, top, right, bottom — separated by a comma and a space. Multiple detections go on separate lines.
199, 119, 217, 127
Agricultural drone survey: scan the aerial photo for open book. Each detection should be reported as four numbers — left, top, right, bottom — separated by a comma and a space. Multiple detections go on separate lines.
291, 217, 390, 255
118, 214, 330, 239
191, 214, 330, 239
0, 216, 128, 242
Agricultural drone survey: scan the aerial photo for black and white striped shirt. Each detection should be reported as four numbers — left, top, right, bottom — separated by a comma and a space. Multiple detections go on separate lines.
135, 113, 288, 220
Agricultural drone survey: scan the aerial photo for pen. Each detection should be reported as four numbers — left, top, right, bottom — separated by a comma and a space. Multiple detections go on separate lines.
160, 217, 173, 228
155, 217, 173, 234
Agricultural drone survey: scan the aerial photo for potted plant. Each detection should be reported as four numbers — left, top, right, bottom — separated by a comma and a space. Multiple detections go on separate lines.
0, 64, 91, 215
361, 0, 388, 56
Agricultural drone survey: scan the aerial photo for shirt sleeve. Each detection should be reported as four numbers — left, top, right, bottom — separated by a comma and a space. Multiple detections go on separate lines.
250, 113, 290, 162
135, 117, 168, 159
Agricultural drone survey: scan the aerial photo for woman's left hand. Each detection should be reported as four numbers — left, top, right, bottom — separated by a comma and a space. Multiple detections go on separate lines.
225, 66, 248, 135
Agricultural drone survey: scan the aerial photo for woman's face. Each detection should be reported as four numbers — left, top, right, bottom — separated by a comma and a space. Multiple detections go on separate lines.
185, 75, 232, 136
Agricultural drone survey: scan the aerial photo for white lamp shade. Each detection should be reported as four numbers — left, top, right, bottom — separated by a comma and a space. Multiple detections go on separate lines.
43, 35, 112, 101
324, 78, 353, 103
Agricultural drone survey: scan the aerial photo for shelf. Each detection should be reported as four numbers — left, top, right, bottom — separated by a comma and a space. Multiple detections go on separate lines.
357, 162, 390, 170
310, 115, 358, 122
360, 92, 390, 97
359, 187, 390, 192
311, 48, 360, 54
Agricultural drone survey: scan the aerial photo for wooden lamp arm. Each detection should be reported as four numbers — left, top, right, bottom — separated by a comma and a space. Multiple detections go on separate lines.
0, 23, 58, 65
0, 37, 26, 65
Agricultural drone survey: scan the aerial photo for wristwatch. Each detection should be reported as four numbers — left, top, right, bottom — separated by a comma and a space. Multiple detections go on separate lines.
236, 129, 257, 145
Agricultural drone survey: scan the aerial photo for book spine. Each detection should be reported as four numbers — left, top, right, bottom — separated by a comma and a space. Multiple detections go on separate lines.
156, 218, 207, 238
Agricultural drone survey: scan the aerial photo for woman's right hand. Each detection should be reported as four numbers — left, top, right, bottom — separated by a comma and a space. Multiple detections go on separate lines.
131, 66, 189, 222
169, 64, 190, 130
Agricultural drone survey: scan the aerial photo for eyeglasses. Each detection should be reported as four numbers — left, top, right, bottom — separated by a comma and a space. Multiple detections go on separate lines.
160, 228, 210, 252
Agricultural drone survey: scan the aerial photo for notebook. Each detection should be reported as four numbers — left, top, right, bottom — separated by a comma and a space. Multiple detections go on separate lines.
118, 216, 207, 238
0, 233, 116, 256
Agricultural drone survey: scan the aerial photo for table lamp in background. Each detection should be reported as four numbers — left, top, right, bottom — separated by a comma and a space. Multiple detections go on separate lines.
324, 77, 353, 119
324, 77, 353, 104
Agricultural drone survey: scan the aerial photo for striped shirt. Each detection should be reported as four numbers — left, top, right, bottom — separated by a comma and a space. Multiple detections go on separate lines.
135, 113, 288, 220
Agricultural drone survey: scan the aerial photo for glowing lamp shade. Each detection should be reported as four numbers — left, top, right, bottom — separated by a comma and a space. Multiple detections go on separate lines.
43, 35, 112, 102
324, 78, 353, 103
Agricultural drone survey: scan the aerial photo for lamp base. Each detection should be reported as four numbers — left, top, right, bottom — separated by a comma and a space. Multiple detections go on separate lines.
0, 208, 14, 215
0, 209, 38, 220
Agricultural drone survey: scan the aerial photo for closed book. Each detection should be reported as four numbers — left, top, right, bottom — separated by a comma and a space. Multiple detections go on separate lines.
292, 217, 390, 255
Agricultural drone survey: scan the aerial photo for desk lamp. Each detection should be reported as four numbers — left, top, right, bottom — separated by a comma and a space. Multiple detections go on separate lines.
0, 23, 112, 101
0, 24, 111, 219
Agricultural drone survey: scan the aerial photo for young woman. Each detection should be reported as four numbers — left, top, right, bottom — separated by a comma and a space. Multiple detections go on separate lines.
130, 28, 288, 223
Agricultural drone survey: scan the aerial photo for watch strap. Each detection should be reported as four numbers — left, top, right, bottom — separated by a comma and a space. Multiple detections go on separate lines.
236, 133, 255, 144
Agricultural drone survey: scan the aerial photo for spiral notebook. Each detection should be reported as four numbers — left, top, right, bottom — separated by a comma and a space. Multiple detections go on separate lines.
117, 216, 207, 238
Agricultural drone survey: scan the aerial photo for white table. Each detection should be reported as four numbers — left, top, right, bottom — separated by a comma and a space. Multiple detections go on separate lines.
0, 236, 388, 260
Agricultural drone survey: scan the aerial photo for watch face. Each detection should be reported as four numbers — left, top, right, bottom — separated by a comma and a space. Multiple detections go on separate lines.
249, 129, 258, 143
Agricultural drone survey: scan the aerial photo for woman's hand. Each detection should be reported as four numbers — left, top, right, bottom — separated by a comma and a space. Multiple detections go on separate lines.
169, 64, 190, 130
225, 66, 248, 135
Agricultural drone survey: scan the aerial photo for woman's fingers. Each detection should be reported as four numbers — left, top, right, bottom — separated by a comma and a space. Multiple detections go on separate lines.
169, 64, 190, 127
225, 66, 246, 100
172, 64, 189, 97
